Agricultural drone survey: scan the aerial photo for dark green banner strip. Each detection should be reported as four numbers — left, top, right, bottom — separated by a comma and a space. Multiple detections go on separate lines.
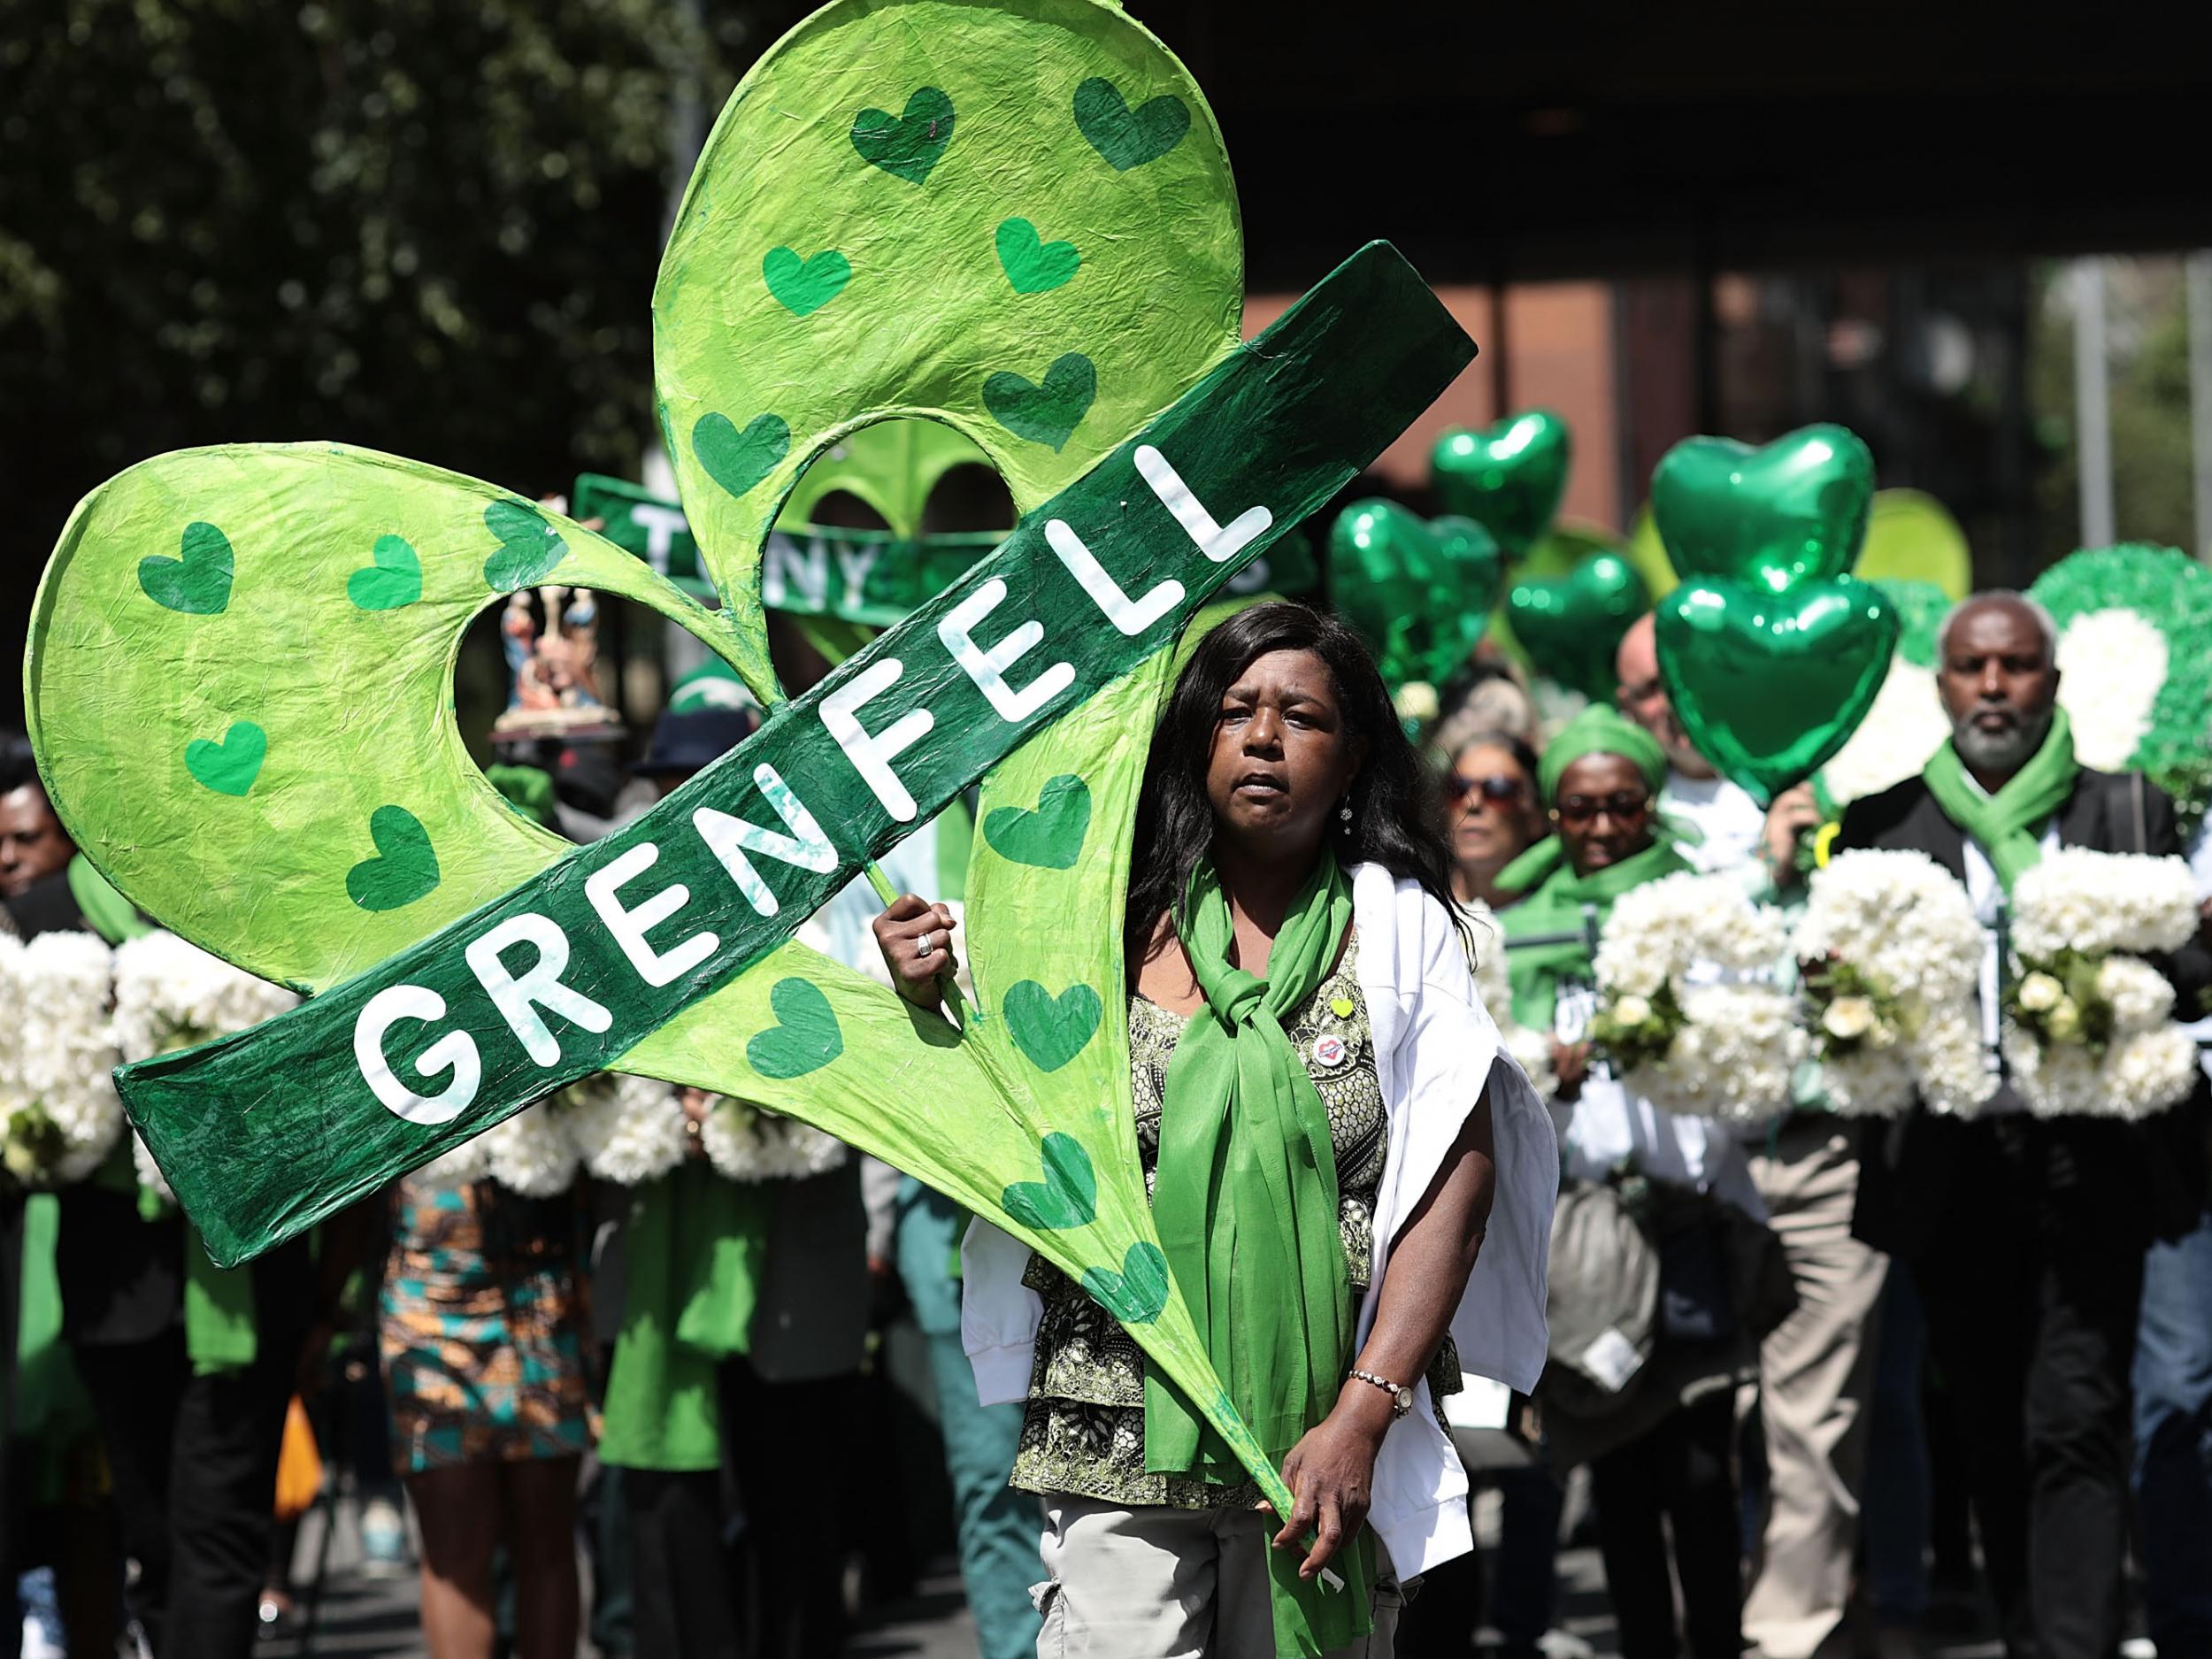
119, 242, 1473, 1266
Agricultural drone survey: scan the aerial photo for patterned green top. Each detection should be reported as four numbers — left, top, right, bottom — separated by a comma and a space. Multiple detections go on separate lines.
1010, 936, 1459, 1509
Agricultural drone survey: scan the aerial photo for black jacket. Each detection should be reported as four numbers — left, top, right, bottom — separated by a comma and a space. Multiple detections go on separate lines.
1836, 765, 2212, 1258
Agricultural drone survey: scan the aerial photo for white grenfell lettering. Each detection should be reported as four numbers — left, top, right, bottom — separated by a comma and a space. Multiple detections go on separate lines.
692, 763, 841, 916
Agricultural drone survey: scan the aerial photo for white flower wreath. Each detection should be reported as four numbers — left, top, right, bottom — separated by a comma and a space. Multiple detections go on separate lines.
0, 932, 126, 1187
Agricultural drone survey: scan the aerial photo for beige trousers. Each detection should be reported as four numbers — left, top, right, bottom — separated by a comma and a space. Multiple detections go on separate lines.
1033, 1494, 1403, 1659
1743, 1118, 1889, 1659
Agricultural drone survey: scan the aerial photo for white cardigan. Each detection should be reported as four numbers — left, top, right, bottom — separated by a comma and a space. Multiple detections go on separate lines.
960, 862, 1558, 1578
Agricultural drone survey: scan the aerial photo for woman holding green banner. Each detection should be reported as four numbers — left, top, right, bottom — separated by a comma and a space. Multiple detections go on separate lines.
1494, 706, 1763, 1659
879, 603, 1556, 1659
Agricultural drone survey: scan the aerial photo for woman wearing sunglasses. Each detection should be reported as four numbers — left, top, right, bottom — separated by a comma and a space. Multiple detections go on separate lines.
1493, 705, 1766, 1659
1441, 734, 1548, 910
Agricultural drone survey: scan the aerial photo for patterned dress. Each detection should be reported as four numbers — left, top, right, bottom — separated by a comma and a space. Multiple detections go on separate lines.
1010, 937, 1459, 1509
380, 1178, 591, 1475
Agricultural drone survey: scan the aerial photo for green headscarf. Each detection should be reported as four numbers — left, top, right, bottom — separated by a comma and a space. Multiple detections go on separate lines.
1498, 706, 1686, 1028
1147, 850, 1373, 1656
1921, 704, 2078, 895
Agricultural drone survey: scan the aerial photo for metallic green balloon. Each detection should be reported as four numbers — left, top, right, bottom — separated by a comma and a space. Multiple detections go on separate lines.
1430, 410, 1571, 557
1506, 551, 1648, 703
1326, 498, 1502, 687
1655, 576, 1899, 807
1652, 424, 1875, 595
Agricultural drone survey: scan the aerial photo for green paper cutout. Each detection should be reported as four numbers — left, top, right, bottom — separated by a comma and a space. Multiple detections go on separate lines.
1652, 424, 1876, 595
983, 353, 1096, 451
1004, 979, 1103, 1072
1430, 410, 1572, 557
1083, 1240, 1171, 1324
745, 978, 845, 1079
184, 721, 266, 798
774, 419, 995, 542
1001, 1131, 1098, 1230
482, 499, 569, 592
983, 772, 1091, 869
995, 218, 1080, 295
345, 805, 442, 912
349, 534, 423, 611
693, 411, 794, 504
763, 246, 853, 317
1073, 77, 1190, 171
139, 520, 234, 615
850, 86, 956, 183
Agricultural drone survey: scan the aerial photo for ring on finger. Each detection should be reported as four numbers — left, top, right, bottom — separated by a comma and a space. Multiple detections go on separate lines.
915, 932, 935, 959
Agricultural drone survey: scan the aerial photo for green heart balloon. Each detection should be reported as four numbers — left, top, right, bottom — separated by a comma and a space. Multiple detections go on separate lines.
1651, 423, 1876, 595
1327, 499, 1502, 688
1507, 552, 1648, 703
1655, 577, 1900, 806
1430, 410, 1571, 557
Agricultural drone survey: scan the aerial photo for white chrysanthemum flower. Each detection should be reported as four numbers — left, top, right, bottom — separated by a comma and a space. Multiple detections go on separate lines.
1633, 984, 1805, 1125
1822, 996, 1878, 1041
1817, 1042, 1919, 1118
481, 1102, 580, 1198
112, 930, 296, 1060
2016, 972, 2063, 1014
132, 1133, 174, 1202
2009, 849, 2198, 960
5, 932, 125, 1187
1795, 851, 1983, 1006
1819, 660, 1949, 809
411, 1137, 492, 1190
702, 1095, 849, 1183
2055, 609, 2168, 772
561, 1071, 689, 1187
1914, 1013, 1999, 1118
2096, 956, 2176, 1032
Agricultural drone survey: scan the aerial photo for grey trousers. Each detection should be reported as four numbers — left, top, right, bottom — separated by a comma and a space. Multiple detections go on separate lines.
1033, 1494, 1402, 1659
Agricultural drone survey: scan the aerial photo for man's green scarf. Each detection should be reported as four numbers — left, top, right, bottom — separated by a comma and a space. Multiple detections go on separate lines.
1496, 838, 1690, 1030
1921, 705, 2078, 895
1147, 850, 1371, 1656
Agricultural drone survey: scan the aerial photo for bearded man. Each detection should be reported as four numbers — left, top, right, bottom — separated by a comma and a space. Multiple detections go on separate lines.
1836, 591, 2210, 1659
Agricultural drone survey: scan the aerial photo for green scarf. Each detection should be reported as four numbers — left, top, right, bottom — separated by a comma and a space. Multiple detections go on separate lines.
1920, 706, 2078, 895
1497, 838, 1690, 1030
184, 1233, 258, 1377
1147, 852, 1370, 1657
67, 854, 150, 945
599, 1162, 772, 1471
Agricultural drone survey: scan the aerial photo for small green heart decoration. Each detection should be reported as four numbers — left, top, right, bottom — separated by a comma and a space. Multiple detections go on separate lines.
849, 87, 956, 184
983, 773, 1091, 869
982, 353, 1096, 452
348, 534, 422, 611
1004, 979, 1102, 1073
1001, 1132, 1098, 1231
1653, 424, 1876, 595
693, 411, 792, 501
138, 521, 234, 615
481, 500, 569, 593
184, 721, 266, 797
1431, 411, 1572, 557
746, 977, 846, 1080
763, 246, 852, 317
1082, 1241, 1171, 1325
1327, 500, 1502, 688
1073, 77, 1190, 171
344, 805, 442, 912
995, 219, 1080, 295
1655, 578, 1900, 806
1507, 553, 1649, 703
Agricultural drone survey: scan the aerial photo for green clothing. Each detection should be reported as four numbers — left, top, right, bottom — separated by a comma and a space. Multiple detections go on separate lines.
1498, 840, 1691, 1030
1920, 706, 2078, 894
1538, 706, 1668, 803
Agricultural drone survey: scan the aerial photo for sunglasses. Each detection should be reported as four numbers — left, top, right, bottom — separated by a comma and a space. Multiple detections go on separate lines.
1555, 791, 1651, 827
1447, 773, 1526, 807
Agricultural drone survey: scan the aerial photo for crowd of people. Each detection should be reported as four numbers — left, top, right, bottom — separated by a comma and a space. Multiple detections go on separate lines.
0, 577, 2208, 1659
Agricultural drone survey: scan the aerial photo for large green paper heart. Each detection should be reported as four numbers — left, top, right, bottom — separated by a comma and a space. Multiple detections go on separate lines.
138, 521, 234, 615
1431, 411, 1571, 557
983, 353, 1096, 452
995, 219, 1080, 295
1005, 979, 1103, 1072
1327, 499, 1502, 687
348, 534, 422, 611
1083, 1241, 1170, 1325
850, 87, 956, 183
746, 977, 845, 1080
763, 246, 852, 317
983, 773, 1091, 869
1507, 553, 1648, 703
1073, 77, 1189, 171
1655, 578, 1899, 805
184, 721, 266, 797
1001, 1132, 1098, 1231
1653, 424, 1876, 595
482, 500, 569, 592
694, 411, 793, 502
345, 805, 442, 911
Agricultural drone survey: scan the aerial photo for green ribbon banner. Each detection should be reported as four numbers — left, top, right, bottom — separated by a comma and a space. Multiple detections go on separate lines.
118, 242, 1472, 1268
574, 480, 1317, 622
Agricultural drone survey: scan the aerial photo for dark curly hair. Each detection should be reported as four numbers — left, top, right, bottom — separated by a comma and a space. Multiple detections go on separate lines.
1122, 602, 1464, 982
